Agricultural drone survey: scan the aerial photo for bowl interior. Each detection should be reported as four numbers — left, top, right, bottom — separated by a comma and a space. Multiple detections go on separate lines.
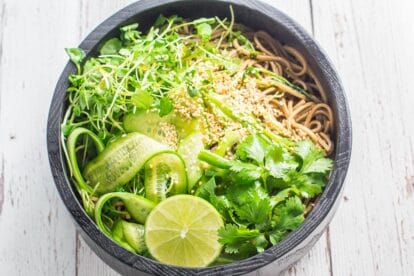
47, 0, 351, 275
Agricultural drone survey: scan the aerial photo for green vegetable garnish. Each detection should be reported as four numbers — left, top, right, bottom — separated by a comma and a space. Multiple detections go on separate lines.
198, 134, 332, 256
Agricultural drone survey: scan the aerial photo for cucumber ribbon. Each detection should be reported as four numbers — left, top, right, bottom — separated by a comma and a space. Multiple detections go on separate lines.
94, 192, 153, 253
66, 127, 105, 216
67, 130, 188, 215
83, 133, 186, 194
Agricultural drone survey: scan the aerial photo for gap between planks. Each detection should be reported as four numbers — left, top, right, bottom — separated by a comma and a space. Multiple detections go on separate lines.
0, 1, 6, 123
0, 154, 4, 216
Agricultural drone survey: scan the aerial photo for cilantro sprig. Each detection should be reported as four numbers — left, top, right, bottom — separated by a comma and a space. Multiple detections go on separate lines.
197, 134, 332, 258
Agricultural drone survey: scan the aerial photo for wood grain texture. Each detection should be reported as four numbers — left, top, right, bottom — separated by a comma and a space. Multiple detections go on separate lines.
0, 0, 81, 275
0, 0, 413, 275
312, 0, 414, 275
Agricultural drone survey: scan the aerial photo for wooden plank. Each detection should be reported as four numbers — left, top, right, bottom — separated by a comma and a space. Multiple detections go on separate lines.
0, 0, 81, 275
312, 0, 414, 275
0, 0, 5, 217
263, 0, 313, 34
76, 233, 120, 276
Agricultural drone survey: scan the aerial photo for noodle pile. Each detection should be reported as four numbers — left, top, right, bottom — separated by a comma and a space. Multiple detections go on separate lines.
181, 25, 334, 154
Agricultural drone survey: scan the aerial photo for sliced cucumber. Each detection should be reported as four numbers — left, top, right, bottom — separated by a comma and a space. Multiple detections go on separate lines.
121, 221, 146, 253
112, 221, 137, 253
214, 130, 242, 156
178, 132, 205, 193
124, 111, 202, 141
94, 192, 155, 252
170, 115, 202, 139
83, 133, 169, 194
94, 192, 156, 228
112, 220, 146, 254
144, 153, 187, 203
123, 111, 175, 145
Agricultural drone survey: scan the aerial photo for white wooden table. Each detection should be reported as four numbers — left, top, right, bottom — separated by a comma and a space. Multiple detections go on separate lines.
0, 0, 413, 275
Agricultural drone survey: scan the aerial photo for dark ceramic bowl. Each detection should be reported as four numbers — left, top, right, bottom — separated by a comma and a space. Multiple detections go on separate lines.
47, 0, 352, 275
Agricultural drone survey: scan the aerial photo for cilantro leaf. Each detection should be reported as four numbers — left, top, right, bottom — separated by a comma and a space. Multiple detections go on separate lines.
234, 196, 272, 229
225, 182, 272, 230
218, 224, 265, 255
270, 187, 300, 205
272, 170, 324, 198
284, 196, 305, 217
295, 140, 333, 174
196, 177, 231, 219
253, 234, 269, 253
269, 196, 305, 245
292, 172, 322, 198
236, 134, 266, 164
229, 162, 262, 183
219, 224, 261, 246
269, 230, 285, 245
236, 134, 299, 180
304, 158, 333, 174
196, 177, 216, 200
265, 154, 298, 179
227, 182, 262, 204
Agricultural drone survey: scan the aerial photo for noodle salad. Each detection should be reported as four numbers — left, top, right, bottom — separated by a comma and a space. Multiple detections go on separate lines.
62, 9, 334, 267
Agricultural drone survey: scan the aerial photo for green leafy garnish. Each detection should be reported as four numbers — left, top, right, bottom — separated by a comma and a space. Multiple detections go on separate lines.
198, 133, 332, 256
218, 224, 265, 254
65, 47, 85, 73
236, 134, 267, 165
269, 196, 304, 244
100, 38, 122, 55
158, 96, 173, 117
196, 23, 213, 41
120, 23, 140, 42
131, 90, 154, 110
296, 140, 333, 174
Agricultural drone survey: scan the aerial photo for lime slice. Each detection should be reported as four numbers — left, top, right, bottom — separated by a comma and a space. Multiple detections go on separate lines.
145, 195, 223, 267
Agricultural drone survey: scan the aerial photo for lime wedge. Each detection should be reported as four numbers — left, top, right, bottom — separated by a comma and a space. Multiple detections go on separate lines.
145, 195, 223, 267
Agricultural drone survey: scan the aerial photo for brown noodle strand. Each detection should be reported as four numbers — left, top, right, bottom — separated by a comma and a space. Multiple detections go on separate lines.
282, 46, 308, 76
233, 38, 250, 56
293, 79, 308, 91
222, 29, 334, 153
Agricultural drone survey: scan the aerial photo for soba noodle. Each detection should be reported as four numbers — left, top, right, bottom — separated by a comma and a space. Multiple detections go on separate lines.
181, 25, 334, 154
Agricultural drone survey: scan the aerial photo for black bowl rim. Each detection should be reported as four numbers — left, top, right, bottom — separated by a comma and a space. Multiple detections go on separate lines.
47, 0, 352, 274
